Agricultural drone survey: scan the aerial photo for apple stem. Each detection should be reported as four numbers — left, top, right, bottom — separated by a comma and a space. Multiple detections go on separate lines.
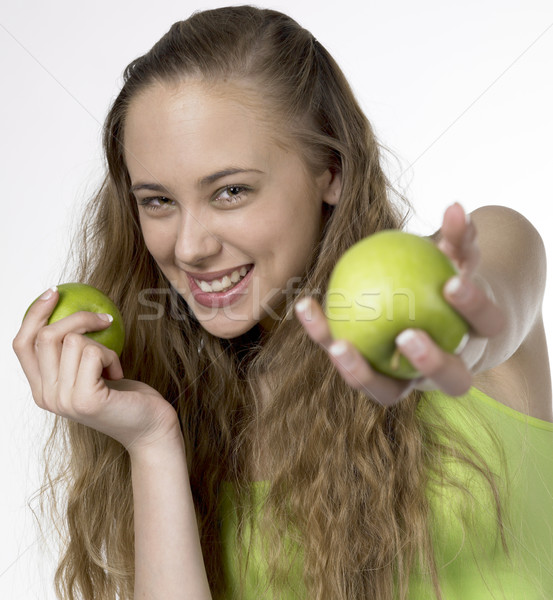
390, 348, 401, 371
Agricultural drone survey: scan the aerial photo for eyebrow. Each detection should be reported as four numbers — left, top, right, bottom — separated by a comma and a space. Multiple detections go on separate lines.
129, 168, 264, 194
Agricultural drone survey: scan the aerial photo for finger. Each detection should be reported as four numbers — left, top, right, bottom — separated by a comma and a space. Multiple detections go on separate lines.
327, 339, 411, 406
56, 333, 85, 399
57, 332, 123, 393
74, 343, 122, 404
19, 286, 59, 332
44, 310, 115, 336
12, 286, 59, 392
295, 298, 411, 405
443, 274, 506, 338
395, 329, 472, 396
294, 297, 334, 350
437, 203, 479, 275
36, 312, 114, 390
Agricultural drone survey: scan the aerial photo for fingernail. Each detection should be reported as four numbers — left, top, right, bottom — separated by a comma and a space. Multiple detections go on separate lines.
445, 276, 469, 301
98, 313, 113, 323
329, 341, 355, 367
395, 329, 426, 360
295, 298, 311, 314
39, 286, 58, 300
452, 202, 470, 225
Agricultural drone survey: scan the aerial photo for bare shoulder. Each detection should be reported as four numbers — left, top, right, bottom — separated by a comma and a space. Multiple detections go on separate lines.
473, 315, 553, 423
469, 205, 552, 422
470, 203, 543, 233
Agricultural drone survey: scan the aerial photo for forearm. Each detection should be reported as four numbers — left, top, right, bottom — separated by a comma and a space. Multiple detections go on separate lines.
130, 429, 212, 600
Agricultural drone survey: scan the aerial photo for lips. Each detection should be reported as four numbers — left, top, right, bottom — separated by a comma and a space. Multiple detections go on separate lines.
185, 263, 253, 283
187, 264, 255, 309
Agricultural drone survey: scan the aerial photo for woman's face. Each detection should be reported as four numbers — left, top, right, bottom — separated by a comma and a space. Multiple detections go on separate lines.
124, 80, 339, 339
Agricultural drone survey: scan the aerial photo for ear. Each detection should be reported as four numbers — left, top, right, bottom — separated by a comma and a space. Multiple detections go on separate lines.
319, 168, 342, 206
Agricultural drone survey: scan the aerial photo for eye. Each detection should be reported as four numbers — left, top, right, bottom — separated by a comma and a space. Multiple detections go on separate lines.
214, 185, 250, 206
137, 196, 175, 212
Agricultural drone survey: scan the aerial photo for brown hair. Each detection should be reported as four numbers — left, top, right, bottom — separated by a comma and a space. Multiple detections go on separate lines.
35, 6, 507, 599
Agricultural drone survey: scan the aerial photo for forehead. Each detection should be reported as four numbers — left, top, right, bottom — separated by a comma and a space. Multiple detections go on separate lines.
123, 80, 293, 181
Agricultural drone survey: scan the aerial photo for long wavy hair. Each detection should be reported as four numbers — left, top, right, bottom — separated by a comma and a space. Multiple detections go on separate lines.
34, 6, 509, 599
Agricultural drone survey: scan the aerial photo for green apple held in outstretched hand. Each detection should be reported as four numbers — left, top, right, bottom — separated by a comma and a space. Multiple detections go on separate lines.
26, 283, 125, 356
325, 231, 469, 380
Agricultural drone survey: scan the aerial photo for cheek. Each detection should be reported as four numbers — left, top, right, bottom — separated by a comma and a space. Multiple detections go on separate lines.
140, 220, 175, 263
289, 199, 323, 247
263, 201, 322, 269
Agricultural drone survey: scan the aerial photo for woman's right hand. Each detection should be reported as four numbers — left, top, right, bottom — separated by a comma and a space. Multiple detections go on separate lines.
12, 287, 181, 454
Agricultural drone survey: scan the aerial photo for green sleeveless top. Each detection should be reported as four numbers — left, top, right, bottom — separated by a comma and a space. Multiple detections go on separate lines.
218, 387, 553, 598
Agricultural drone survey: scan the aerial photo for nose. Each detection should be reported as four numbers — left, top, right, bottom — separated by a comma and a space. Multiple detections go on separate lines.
174, 209, 222, 267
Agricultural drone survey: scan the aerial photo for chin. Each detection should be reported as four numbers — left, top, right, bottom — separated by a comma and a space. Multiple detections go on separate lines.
198, 318, 259, 340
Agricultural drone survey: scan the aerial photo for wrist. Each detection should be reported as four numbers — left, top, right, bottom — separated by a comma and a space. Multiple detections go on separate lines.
127, 420, 185, 464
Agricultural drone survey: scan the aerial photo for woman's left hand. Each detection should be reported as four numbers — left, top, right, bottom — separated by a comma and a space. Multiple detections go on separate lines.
295, 202, 506, 406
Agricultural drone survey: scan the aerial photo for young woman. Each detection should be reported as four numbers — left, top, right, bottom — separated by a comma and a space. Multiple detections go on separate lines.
13, 6, 552, 600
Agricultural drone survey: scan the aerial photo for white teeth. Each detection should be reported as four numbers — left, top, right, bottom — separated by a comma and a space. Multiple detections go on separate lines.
198, 280, 212, 292
193, 265, 251, 293
211, 276, 230, 292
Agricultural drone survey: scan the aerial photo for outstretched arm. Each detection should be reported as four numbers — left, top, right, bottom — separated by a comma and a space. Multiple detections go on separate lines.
295, 202, 549, 411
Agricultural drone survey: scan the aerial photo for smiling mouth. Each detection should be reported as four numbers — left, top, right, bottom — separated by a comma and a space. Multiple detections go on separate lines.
192, 264, 253, 293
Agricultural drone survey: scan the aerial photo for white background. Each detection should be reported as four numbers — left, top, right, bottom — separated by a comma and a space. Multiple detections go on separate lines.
1, 1, 552, 597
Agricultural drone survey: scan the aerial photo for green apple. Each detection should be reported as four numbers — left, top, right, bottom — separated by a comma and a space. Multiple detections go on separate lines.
27, 283, 125, 356
325, 231, 468, 379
